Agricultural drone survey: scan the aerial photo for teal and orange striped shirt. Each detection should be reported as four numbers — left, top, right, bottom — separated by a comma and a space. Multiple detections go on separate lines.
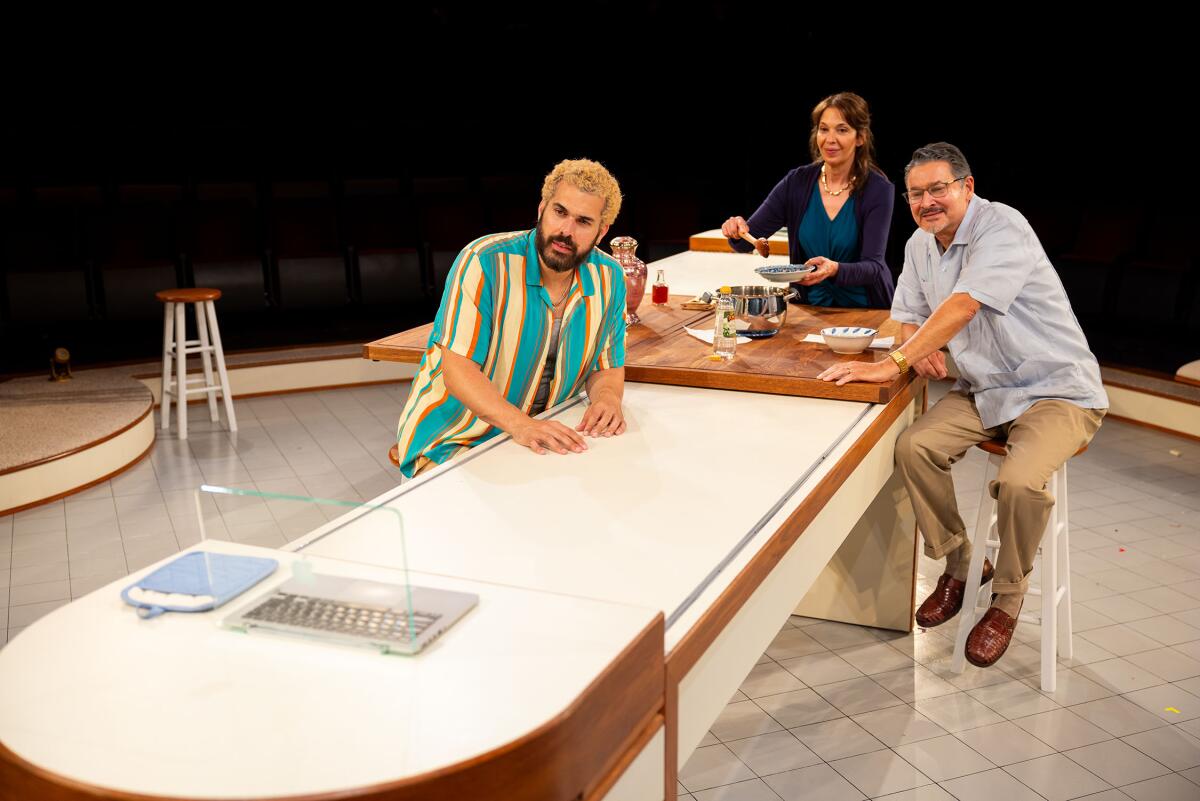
395, 230, 628, 477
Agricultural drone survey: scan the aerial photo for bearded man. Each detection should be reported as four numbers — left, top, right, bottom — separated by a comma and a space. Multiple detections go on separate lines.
395, 159, 628, 478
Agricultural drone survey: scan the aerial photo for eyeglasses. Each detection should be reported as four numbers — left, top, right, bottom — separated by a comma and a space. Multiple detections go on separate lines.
902, 177, 966, 205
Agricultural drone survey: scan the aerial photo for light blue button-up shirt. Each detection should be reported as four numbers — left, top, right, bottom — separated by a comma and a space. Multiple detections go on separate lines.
891, 195, 1108, 428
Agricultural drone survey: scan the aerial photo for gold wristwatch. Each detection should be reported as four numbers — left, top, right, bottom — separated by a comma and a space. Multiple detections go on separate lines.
888, 350, 909, 375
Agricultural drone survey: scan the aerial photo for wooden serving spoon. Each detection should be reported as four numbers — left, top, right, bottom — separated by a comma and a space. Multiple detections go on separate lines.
739, 231, 770, 258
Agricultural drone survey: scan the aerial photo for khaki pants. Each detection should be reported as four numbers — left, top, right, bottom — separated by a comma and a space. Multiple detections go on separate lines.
895, 391, 1105, 595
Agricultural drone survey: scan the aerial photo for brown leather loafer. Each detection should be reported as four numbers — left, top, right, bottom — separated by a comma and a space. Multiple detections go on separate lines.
965, 604, 1019, 667
914, 559, 994, 628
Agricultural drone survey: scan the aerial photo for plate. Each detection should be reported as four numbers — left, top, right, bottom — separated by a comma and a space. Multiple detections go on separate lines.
754, 264, 816, 283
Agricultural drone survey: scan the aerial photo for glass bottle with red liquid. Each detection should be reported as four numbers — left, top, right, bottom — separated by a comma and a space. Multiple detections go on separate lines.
651, 269, 669, 306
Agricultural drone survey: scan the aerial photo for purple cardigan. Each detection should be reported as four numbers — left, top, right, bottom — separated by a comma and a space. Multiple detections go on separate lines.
728, 162, 896, 308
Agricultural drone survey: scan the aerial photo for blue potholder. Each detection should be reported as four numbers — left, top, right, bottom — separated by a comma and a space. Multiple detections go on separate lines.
121, 552, 279, 619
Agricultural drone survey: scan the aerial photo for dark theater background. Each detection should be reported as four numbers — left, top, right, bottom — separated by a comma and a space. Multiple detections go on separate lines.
1, 8, 1194, 377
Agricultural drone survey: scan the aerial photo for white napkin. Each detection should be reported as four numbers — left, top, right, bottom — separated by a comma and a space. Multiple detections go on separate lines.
685, 326, 752, 346
803, 334, 894, 349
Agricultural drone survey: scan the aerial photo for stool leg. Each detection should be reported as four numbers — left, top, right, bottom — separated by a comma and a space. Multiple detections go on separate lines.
175, 301, 188, 440
1058, 463, 1074, 662
194, 302, 220, 423
205, 300, 237, 432
1041, 470, 1059, 692
952, 453, 1000, 673
161, 302, 174, 431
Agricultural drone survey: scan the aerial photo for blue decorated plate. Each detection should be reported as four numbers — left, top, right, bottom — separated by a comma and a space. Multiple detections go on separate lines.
754, 264, 816, 283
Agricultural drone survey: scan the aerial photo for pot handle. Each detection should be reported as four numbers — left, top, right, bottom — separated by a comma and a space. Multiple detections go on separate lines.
784, 288, 800, 302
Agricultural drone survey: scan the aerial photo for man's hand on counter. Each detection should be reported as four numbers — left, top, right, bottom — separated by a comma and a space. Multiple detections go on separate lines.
577, 392, 626, 437
581, 367, 626, 438
510, 418, 588, 455
818, 358, 900, 386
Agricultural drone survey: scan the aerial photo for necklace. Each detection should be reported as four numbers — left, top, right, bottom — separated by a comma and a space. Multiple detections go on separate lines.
549, 281, 572, 307
821, 163, 854, 196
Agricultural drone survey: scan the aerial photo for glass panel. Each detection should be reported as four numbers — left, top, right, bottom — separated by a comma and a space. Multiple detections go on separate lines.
195, 484, 427, 656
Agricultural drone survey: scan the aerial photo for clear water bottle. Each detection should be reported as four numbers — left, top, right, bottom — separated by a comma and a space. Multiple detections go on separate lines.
713, 286, 737, 360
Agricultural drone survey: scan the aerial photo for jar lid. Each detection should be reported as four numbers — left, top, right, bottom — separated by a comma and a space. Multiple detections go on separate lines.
609, 235, 638, 250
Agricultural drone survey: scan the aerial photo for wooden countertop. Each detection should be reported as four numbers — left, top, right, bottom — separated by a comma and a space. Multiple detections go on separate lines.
688, 228, 789, 256
364, 297, 910, 404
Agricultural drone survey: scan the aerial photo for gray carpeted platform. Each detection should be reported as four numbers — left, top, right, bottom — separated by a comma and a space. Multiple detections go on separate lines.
0, 373, 152, 473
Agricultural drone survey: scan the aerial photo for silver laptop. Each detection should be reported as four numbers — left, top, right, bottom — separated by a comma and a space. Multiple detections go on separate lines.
223, 573, 478, 655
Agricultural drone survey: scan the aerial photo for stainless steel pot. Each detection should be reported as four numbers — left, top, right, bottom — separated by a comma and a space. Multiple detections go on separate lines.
723, 285, 797, 338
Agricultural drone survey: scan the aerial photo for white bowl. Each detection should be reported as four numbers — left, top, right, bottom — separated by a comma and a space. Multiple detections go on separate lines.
820, 326, 877, 355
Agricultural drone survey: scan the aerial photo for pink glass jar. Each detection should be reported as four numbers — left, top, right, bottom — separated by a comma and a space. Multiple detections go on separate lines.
610, 236, 647, 325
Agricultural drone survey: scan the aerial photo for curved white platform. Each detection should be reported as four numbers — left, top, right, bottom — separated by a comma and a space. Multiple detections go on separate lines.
0, 376, 155, 515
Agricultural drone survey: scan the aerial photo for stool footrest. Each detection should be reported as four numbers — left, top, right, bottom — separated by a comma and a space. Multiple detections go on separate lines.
163, 385, 226, 397
166, 344, 217, 356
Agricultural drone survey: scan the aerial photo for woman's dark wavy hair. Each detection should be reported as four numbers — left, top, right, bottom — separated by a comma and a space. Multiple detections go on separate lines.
807, 92, 884, 194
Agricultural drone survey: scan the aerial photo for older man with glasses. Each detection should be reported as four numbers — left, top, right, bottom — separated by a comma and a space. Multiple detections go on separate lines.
819, 142, 1108, 668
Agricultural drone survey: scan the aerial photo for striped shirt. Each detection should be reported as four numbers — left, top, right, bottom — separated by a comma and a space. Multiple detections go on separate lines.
395, 230, 628, 477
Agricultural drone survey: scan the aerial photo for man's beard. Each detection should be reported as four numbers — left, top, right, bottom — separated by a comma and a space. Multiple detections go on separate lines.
535, 215, 598, 273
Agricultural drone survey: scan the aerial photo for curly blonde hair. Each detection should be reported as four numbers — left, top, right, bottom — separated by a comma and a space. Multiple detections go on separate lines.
540, 158, 623, 226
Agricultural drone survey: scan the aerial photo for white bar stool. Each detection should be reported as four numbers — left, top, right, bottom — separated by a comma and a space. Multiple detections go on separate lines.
951, 438, 1087, 692
156, 288, 237, 440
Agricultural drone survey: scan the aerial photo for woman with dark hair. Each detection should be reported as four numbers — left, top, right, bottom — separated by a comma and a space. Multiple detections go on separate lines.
722, 92, 895, 308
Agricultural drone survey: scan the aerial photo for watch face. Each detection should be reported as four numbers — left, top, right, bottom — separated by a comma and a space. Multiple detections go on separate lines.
54, 347, 70, 362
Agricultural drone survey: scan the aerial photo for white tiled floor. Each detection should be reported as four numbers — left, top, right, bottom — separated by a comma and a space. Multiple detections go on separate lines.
4, 381, 1200, 800
679, 384, 1200, 801
0, 383, 409, 644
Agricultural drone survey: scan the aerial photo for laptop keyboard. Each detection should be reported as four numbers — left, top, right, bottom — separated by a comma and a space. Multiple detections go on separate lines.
243, 592, 441, 643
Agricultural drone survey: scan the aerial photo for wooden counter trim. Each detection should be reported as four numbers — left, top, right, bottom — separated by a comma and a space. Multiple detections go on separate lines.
688, 234, 789, 256
664, 675, 680, 801
363, 327, 432, 363
0, 615, 665, 801
361, 302, 713, 366
625, 364, 903, 403
582, 712, 664, 801
664, 378, 924, 680
362, 307, 909, 405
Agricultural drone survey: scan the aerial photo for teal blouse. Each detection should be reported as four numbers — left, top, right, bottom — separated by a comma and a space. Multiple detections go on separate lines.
799, 183, 869, 308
